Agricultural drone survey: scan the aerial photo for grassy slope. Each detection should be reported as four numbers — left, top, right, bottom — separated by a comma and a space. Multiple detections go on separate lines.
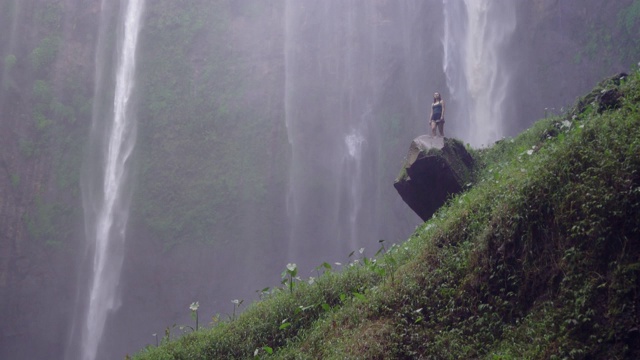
132, 70, 640, 359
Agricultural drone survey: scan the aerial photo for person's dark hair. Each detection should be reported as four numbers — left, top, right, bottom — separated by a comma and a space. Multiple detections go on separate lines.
433, 92, 441, 103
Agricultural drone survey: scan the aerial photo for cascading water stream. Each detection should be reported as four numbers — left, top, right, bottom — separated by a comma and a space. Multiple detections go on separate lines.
284, 1, 378, 268
283, 1, 428, 270
343, 126, 366, 252
443, 0, 516, 147
79, 1, 145, 359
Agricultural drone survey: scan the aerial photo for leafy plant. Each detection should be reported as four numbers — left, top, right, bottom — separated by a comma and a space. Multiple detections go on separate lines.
231, 299, 243, 321
189, 302, 199, 331
29, 36, 60, 72
281, 263, 298, 294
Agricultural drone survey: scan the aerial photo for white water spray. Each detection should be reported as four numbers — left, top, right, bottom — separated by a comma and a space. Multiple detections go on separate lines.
443, 0, 516, 147
343, 128, 366, 251
283, 1, 378, 266
81, 1, 145, 359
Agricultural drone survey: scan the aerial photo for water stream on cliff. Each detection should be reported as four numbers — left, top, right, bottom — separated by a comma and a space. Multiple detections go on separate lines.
73, 1, 145, 359
443, 0, 516, 147
284, 1, 429, 272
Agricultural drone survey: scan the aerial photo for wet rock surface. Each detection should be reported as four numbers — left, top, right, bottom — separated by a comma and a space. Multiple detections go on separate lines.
394, 136, 474, 222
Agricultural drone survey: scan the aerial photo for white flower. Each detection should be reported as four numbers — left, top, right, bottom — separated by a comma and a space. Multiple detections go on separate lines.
526, 150, 534, 155
359, 247, 365, 254
286, 263, 297, 272
189, 301, 199, 311
231, 299, 240, 305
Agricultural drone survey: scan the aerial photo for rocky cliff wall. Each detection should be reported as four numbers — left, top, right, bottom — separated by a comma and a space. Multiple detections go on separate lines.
0, 0, 101, 358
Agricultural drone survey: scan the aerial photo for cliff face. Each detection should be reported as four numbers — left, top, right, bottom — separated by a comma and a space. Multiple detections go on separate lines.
0, 0, 100, 357
508, 0, 640, 135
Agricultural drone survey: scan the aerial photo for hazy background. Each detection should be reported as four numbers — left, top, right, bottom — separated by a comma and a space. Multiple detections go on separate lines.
0, 0, 638, 358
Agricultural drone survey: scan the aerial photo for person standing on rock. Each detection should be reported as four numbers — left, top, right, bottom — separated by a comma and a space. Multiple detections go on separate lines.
430, 92, 445, 137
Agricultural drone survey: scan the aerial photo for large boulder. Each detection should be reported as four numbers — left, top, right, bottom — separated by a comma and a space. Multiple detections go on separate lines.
394, 136, 474, 221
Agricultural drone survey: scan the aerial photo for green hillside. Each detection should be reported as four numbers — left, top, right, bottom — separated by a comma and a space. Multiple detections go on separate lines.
131, 70, 640, 359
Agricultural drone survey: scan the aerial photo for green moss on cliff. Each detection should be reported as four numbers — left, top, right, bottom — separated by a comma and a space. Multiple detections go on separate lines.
133, 1, 288, 248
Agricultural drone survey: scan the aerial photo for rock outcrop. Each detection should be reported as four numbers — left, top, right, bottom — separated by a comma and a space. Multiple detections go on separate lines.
572, 73, 628, 116
394, 136, 474, 221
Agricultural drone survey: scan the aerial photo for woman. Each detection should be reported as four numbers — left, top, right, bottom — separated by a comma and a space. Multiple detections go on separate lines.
429, 92, 445, 137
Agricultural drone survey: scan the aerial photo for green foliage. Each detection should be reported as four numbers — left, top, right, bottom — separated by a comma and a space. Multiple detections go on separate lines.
281, 263, 298, 294
132, 70, 640, 359
29, 36, 60, 72
4, 54, 16, 70
10, 173, 20, 188
50, 100, 76, 123
19, 139, 37, 158
35, 3, 63, 32
25, 196, 66, 247
134, 0, 289, 248
619, 0, 640, 32
189, 302, 199, 331
33, 110, 52, 131
21, 72, 91, 251
32, 80, 52, 103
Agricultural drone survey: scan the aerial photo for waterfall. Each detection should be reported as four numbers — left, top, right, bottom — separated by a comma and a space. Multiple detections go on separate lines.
443, 0, 516, 147
283, 1, 428, 271
75, 1, 145, 359
284, 1, 376, 268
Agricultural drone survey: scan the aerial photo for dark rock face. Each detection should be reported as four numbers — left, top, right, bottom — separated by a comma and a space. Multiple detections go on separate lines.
394, 136, 474, 222
572, 73, 628, 116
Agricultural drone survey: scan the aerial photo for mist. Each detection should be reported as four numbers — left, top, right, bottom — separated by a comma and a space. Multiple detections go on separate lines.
0, 1, 638, 359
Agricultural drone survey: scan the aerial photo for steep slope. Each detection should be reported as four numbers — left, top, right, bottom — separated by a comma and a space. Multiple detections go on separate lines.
133, 70, 640, 359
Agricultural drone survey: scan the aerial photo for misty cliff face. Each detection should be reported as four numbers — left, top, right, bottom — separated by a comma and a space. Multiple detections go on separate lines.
508, 0, 640, 136
0, 0, 639, 359
0, 0, 99, 357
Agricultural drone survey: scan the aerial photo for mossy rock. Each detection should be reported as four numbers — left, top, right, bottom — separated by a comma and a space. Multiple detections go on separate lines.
394, 136, 474, 221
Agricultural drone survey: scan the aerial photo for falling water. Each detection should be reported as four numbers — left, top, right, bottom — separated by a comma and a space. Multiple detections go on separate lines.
344, 127, 366, 251
284, 1, 377, 268
443, 0, 516, 147
78, 1, 145, 359
283, 1, 431, 271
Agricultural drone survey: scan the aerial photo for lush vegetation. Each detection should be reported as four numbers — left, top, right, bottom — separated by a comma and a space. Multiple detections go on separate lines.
131, 70, 640, 359
5, 0, 93, 248
133, 0, 289, 248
